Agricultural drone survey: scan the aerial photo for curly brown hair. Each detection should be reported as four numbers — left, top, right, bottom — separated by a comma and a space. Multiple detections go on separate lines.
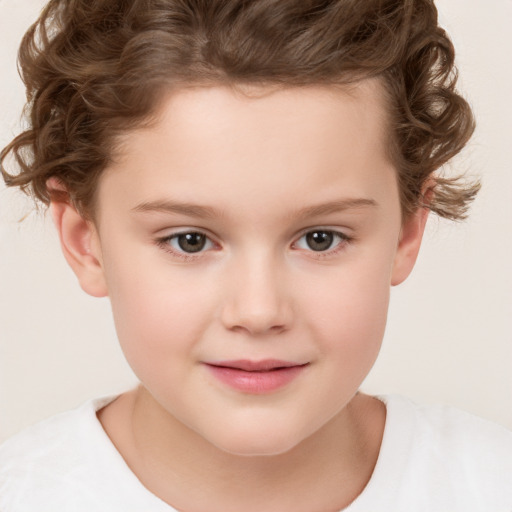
1, 0, 479, 220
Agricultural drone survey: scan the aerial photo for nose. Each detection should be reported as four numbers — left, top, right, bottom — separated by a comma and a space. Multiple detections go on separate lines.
220, 253, 293, 336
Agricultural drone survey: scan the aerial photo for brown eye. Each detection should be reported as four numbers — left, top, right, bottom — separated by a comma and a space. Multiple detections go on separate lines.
305, 230, 335, 251
294, 229, 350, 254
176, 232, 207, 253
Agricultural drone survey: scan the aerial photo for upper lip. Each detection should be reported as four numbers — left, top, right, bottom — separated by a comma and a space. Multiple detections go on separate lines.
205, 359, 307, 372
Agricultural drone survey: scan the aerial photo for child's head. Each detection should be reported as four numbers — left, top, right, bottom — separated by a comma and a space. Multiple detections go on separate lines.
2, 0, 477, 222
1, 0, 479, 456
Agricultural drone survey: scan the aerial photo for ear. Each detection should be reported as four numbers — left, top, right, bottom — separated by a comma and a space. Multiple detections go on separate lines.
391, 205, 430, 286
48, 178, 108, 297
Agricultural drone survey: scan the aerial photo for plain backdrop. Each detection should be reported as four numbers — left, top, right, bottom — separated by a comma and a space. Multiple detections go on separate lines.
1, 0, 511, 443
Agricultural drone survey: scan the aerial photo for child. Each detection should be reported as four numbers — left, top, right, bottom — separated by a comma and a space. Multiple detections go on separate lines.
1, 0, 511, 510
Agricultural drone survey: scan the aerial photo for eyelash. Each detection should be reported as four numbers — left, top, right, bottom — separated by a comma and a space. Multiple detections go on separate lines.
156, 229, 353, 262
156, 231, 217, 262
292, 230, 353, 258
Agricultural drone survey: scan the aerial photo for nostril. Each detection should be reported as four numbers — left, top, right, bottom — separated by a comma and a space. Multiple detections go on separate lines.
226, 321, 288, 336
269, 324, 287, 334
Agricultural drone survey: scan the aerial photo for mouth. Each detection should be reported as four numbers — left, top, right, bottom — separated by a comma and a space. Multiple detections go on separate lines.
207, 359, 306, 371
203, 360, 309, 394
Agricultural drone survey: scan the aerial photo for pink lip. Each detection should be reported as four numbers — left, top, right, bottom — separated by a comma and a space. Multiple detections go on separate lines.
204, 359, 309, 394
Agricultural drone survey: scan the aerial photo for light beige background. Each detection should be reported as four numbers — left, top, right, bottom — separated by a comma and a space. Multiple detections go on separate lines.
1, 0, 511, 443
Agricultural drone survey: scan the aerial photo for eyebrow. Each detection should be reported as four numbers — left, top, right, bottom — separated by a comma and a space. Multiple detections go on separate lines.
131, 197, 378, 219
132, 200, 218, 218
293, 198, 378, 218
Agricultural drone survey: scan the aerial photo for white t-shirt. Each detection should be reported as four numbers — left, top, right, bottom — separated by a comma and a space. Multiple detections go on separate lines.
1, 394, 511, 511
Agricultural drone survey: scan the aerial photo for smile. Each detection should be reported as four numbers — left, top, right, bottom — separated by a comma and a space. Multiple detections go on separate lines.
203, 360, 309, 394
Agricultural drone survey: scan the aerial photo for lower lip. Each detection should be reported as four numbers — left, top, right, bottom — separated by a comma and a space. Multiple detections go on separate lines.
204, 364, 307, 394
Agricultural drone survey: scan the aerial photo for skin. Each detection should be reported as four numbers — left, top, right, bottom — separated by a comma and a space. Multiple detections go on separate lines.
50, 79, 428, 511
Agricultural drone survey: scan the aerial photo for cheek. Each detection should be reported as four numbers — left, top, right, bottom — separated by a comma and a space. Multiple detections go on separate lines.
104, 257, 214, 379
300, 253, 393, 363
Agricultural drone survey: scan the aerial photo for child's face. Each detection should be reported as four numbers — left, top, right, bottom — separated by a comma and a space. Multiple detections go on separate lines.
63, 80, 426, 455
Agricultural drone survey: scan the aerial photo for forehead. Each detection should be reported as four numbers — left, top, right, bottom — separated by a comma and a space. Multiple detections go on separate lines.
98, 80, 396, 221
143, 79, 389, 157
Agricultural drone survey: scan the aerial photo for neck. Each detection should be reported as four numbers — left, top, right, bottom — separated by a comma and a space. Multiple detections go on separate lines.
98, 386, 385, 512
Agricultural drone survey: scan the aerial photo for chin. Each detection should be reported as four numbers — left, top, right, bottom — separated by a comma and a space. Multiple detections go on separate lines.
207, 424, 307, 457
